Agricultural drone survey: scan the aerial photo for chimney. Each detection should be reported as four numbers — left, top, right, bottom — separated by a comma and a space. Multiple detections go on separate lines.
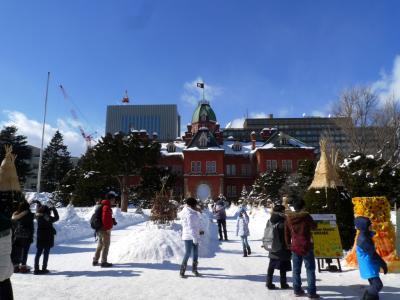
250, 131, 256, 150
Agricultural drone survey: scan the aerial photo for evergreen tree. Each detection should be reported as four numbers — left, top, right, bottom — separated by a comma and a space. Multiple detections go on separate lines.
339, 152, 400, 206
238, 185, 248, 205
251, 169, 287, 205
41, 130, 73, 192
87, 132, 161, 211
134, 167, 176, 208
0, 126, 32, 184
280, 159, 316, 204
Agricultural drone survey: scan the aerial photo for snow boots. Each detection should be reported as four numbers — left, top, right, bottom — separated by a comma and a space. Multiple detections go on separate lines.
243, 247, 248, 257
247, 246, 251, 255
101, 262, 113, 268
280, 271, 290, 289
361, 290, 379, 300
179, 264, 187, 278
192, 261, 200, 277
266, 275, 276, 289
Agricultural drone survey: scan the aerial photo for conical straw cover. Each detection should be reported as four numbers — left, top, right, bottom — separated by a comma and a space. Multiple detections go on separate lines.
308, 139, 343, 189
0, 145, 21, 191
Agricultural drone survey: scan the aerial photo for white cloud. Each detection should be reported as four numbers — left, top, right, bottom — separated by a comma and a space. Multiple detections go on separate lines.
372, 55, 400, 103
0, 110, 88, 156
181, 77, 222, 106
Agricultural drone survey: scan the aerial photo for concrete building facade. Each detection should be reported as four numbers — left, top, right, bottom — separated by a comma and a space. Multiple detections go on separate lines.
106, 104, 180, 141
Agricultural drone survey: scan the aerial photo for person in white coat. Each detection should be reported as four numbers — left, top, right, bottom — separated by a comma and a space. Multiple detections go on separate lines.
236, 207, 251, 257
178, 197, 204, 278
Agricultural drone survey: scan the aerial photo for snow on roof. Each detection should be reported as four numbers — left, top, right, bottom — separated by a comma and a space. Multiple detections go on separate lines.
160, 141, 186, 157
222, 141, 264, 156
139, 129, 147, 133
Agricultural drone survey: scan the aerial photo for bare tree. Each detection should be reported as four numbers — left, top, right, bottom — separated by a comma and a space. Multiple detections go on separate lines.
374, 95, 400, 164
332, 86, 379, 154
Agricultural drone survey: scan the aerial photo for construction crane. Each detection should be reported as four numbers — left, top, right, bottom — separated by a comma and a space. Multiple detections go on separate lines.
59, 85, 97, 149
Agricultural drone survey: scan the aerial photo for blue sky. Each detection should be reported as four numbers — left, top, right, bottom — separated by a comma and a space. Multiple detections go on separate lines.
1, 0, 400, 155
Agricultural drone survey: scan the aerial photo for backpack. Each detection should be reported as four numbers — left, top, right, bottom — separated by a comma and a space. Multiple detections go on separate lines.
90, 205, 103, 231
262, 220, 274, 251
290, 235, 310, 256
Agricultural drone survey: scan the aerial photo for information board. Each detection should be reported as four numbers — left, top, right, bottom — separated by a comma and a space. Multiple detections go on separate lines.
311, 214, 343, 258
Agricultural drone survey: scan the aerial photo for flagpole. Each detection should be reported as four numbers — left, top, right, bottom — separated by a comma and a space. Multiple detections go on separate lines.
36, 72, 50, 193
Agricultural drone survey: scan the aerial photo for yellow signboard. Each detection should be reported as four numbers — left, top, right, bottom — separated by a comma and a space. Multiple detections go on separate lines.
311, 214, 343, 258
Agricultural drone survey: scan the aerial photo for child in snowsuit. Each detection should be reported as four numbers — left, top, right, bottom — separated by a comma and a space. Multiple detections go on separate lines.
236, 208, 251, 257
266, 204, 291, 289
34, 204, 59, 275
354, 216, 387, 300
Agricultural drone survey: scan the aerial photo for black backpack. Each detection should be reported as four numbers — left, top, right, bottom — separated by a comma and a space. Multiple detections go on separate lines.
90, 205, 103, 231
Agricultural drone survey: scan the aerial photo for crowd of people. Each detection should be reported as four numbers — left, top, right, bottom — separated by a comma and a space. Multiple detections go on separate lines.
0, 193, 389, 300
178, 196, 387, 300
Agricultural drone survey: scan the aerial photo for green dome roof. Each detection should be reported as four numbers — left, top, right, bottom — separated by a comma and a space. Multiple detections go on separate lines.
191, 101, 217, 123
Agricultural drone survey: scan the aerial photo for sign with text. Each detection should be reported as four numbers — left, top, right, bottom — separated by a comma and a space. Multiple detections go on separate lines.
311, 214, 343, 258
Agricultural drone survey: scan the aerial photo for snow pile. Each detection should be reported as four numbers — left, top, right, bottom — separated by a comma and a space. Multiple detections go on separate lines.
52, 206, 147, 245
110, 210, 218, 264
248, 207, 270, 239
25, 192, 53, 204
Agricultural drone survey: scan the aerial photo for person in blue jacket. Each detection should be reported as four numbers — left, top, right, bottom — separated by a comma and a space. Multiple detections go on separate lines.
354, 216, 387, 300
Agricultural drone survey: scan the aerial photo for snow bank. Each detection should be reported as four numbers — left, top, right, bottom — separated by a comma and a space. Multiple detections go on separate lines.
110, 210, 218, 264
25, 192, 53, 204
52, 206, 147, 244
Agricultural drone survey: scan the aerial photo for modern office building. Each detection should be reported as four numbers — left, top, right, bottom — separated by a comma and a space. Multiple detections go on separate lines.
223, 115, 350, 153
105, 104, 180, 141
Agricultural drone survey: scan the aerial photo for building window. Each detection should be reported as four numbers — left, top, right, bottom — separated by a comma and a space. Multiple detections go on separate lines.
198, 132, 208, 148
241, 164, 252, 177
191, 161, 201, 173
282, 160, 293, 172
206, 161, 216, 174
266, 160, 277, 171
227, 185, 237, 197
226, 164, 236, 176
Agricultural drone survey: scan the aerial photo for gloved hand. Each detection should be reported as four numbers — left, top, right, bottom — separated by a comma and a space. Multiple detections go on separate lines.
199, 230, 204, 235
112, 218, 118, 226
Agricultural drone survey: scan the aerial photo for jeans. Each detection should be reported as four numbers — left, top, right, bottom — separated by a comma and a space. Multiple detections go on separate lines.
368, 277, 383, 296
35, 246, 50, 269
182, 240, 198, 266
217, 219, 227, 240
0, 278, 13, 300
241, 236, 250, 249
292, 250, 317, 295
94, 230, 111, 263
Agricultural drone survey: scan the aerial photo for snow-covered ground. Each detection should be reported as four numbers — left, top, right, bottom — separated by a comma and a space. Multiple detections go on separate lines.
11, 206, 400, 300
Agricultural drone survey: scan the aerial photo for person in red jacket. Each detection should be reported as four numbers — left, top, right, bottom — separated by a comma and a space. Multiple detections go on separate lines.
93, 191, 117, 267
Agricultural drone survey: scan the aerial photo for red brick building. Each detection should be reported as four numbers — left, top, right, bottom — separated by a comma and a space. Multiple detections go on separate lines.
157, 100, 315, 202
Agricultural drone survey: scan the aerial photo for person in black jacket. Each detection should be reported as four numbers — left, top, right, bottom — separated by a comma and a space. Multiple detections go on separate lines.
265, 204, 292, 290
34, 203, 59, 275
11, 200, 34, 273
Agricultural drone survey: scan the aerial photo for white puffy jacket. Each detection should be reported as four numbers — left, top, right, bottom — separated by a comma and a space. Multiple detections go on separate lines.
179, 206, 202, 244
0, 231, 13, 282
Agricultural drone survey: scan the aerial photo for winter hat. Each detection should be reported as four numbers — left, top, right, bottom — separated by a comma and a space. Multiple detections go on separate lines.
186, 197, 197, 208
106, 191, 117, 200
0, 145, 21, 192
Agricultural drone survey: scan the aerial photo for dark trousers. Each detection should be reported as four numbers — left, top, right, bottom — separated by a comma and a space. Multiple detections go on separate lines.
35, 246, 50, 270
267, 262, 287, 285
217, 219, 227, 240
0, 278, 14, 300
11, 244, 31, 265
368, 277, 383, 296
